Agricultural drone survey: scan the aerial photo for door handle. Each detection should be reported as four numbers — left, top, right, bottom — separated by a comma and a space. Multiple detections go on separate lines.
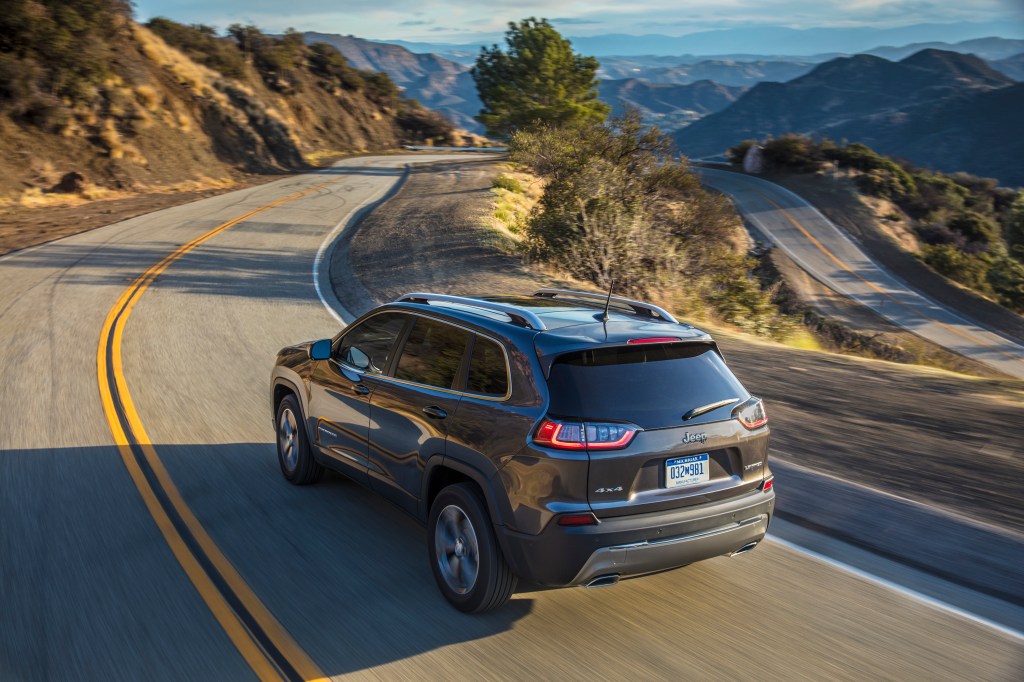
422, 406, 447, 420
351, 384, 370, 396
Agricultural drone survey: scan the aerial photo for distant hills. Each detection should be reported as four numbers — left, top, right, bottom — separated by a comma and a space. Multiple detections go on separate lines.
598, 59, 816, 87
992, 53, 1024, 80
304, 32, 482, 132
598, 79, 743, 129
379, 23, 1024, 61
675, 49, 1022, 185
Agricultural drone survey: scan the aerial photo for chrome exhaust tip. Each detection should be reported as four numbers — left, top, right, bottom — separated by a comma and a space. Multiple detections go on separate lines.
584, 574, 621, 588
730, 541, 759, 557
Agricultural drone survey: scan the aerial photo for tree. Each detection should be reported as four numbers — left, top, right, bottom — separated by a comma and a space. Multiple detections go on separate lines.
471, 18, 609, 138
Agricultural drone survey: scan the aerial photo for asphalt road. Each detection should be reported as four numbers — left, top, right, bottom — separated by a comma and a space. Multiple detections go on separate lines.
698, 167, 1024, 379
1, 155, 1021, 680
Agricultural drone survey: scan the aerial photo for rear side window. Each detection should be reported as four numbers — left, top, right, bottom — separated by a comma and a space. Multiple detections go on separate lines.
336, 312, 407, 374
395, 317, 471, 389
466, 336, 509, 397
546, 343, 748, 429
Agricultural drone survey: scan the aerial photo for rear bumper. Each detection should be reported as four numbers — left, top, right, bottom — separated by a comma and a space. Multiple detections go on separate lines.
496, 489, 774, 586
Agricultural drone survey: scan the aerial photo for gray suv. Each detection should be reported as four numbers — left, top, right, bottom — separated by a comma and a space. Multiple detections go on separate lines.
271, 290, 774, 612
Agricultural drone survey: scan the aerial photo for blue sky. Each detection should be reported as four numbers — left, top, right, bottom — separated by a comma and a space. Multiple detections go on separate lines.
133, 0, 1024, 42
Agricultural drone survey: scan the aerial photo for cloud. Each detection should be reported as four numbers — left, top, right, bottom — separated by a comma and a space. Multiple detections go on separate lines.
132, 0, 1024, 42
549, 17, 599, 25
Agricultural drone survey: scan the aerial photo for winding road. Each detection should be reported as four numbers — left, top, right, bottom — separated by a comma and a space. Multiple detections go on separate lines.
1, 155, 1021, 680
698, 167, 1024, 379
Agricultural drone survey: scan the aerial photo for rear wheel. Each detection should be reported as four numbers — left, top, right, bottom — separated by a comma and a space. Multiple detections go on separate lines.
428, 483, 517, 613
276, 394, 322, 485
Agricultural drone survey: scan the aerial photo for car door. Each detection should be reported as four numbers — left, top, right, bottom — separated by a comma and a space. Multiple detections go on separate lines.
307, 311, 409, 485
367, 315, 470, 513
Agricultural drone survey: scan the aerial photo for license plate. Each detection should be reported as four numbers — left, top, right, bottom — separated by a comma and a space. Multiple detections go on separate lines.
665, 454, 710, 489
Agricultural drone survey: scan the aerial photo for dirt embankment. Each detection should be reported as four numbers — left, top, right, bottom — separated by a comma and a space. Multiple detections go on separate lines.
336, 158, 1024, 533
768, 173, 1024, 343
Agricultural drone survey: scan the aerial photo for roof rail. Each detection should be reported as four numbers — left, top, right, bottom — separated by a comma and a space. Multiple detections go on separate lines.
395, 293, 547, 331
533, 288, 679, 324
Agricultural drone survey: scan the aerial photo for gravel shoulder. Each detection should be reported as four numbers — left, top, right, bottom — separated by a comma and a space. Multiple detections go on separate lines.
338, 158, 1024, 534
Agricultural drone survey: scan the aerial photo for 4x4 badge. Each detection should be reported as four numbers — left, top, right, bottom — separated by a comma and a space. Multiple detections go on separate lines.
682, 432, 708, 444
594, 486, 623, 493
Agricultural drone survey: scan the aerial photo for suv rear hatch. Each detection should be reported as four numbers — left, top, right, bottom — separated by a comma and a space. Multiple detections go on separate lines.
545, 341, 769, 517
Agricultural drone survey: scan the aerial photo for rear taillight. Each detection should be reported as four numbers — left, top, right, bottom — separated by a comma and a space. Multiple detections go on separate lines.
761, 476, 774, 493
734, 397, 768, 430
534, 418, 638, 450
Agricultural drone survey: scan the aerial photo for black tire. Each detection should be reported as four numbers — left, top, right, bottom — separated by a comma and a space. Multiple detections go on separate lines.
427, 482, 517, 613
275, 394, 323, 485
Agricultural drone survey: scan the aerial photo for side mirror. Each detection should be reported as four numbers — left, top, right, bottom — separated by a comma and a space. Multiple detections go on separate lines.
309, 339, 332, 361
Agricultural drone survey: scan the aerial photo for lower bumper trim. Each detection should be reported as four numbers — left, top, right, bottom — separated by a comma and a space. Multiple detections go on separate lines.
570, 513, 769, 586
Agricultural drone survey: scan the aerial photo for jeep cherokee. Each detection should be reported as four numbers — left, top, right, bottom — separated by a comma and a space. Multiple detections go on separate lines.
270, 290, 774, 613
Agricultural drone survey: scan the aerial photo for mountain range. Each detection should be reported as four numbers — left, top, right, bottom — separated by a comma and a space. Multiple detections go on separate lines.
301, 29, 1023, 185
303, 32, 481, 132
598, 59, 816, 87
598, 79, 744, 129
381, 23, 1024, 61
675, 49, 1022, 184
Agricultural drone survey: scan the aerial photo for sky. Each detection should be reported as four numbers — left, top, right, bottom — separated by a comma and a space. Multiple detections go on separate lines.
132, 0, 1024, 43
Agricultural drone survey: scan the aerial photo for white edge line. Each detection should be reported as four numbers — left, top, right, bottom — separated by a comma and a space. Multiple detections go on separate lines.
770, 453, 1024, 541
767, 535, 1024, 643
312, 162, 409, 327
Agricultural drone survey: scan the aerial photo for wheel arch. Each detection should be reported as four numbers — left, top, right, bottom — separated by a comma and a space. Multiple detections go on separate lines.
421, 456, 512, 529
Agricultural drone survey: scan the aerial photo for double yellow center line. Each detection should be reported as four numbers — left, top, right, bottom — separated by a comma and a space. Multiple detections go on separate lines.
759, 192, 1024, 367
97, 183, 334, 681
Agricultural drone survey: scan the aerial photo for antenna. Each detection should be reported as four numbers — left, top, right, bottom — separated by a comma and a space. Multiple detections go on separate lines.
601, 278, 614, 321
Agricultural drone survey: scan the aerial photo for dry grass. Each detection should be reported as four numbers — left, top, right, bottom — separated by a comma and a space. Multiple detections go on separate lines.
487, 165, 543, 241
132, 24, 230, 108
134, 85, 161, 111
0, 175, 237, 210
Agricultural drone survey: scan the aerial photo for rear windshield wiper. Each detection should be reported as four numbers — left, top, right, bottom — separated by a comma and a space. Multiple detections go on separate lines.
682, 398, 739, 421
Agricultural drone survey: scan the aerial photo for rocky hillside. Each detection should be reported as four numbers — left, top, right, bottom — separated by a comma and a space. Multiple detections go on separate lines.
676, 50, 1016, 172
0, 3, 455, 202
303, 32, 482, 133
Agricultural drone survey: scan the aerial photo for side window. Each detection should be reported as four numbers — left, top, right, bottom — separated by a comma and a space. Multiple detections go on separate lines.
395, 317, 470, 389
336, 313, 407, 374
467, 336, 509, 397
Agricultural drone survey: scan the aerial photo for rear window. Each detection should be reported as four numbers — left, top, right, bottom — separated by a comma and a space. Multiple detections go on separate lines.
467, 336, 509, 397
546, 343, 748, 429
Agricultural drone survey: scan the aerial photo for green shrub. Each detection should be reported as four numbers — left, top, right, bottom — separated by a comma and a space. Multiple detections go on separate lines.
147, 18, 246, 79
726, 140, 755, 165
986, 256, 1024, 313
948, 211, 1001, 246
922, 244, 991, 292
308, 43, 365, 91
763, 134, 823, 173
492, 175, 524, 193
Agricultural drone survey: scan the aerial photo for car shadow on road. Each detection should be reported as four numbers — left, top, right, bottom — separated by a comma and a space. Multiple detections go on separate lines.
120, 441, 533, 676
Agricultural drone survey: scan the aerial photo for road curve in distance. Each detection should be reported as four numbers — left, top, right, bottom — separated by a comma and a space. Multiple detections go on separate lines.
698, 167, 1024, 379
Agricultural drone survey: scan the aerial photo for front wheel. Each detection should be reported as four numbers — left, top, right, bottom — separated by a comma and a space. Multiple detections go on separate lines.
428, 483, 517, 613
275, 394, 322, 485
